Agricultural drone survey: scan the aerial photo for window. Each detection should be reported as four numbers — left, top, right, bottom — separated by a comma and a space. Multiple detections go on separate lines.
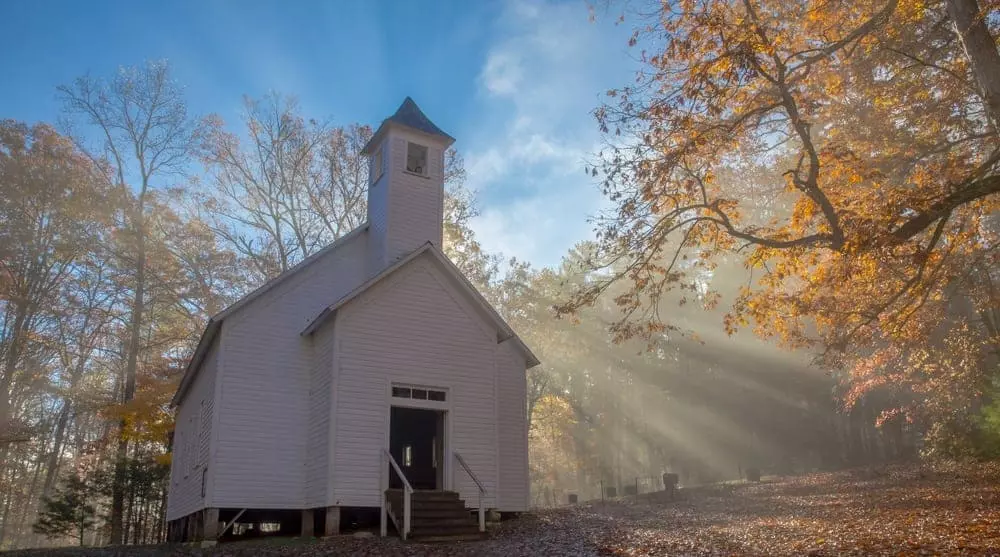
392, 384, 446, 402
406, 142, 428, 175
201, 469, 207, 497
392, 386, 411, 398
371, 145, 384, 183
428, 390, 446, 402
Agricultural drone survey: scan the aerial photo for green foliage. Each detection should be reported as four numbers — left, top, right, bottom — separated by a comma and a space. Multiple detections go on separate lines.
921, 417, 981, 461
34, 474, 97, 546
975, 383, 1000, 459
919, 379, 1000, 461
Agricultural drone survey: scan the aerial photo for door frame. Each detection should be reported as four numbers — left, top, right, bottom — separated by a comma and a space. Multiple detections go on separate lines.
384, 381, 452, 491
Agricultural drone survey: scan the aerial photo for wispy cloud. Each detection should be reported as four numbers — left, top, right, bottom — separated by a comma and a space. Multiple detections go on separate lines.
481, 51, 524, 96
462, 0, 637, 269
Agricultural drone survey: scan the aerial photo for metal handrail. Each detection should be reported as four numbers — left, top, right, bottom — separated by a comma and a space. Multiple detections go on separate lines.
381, 448, 412, 540
453, 452, 487, 532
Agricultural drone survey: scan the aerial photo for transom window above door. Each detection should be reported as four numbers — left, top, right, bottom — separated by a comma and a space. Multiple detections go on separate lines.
392, 385, 446, 402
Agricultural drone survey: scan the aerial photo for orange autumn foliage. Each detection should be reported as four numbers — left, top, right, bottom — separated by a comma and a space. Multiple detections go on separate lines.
568, 0, 1000, 430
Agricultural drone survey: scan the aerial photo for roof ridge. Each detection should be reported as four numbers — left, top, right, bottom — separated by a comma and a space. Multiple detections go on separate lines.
300, 243, 539, 368
211, 222, 369, 321
171, 223, 370, 406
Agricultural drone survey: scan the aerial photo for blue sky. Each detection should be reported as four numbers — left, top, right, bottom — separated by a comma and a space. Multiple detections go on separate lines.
0, 0, 639, 269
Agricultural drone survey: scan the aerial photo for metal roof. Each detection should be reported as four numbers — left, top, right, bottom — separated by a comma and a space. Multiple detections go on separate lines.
386, 97, 453, 141
362, 97, 454, 154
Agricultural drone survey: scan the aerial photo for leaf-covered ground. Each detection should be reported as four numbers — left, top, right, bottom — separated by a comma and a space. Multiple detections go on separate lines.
12, 462, 1000, 556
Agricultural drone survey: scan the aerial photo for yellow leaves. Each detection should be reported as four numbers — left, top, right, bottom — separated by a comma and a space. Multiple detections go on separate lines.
529, 394, 580, 486
852, 252, 880, 280
790, 199, 819, 232
705, 56, 734, 77
745, 247, 775, 270
588, 0, 997, 438
103, 371, 179, 445
535, 395, 576, 427
821, 71, 844, 95
898, 0, 927, 22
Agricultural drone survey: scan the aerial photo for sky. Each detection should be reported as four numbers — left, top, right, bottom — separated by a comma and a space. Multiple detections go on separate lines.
0, 0, 639, 269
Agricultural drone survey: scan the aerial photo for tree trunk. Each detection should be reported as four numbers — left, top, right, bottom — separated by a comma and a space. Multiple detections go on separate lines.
0, 302, 29, 455
42, 319, 94, 501
0, 458, 16, 546
10, 447, 44, 549
111, 204, 146, 545
40, 403, 71, 501
946, 0, 1000, 130
157, 485, 167, 543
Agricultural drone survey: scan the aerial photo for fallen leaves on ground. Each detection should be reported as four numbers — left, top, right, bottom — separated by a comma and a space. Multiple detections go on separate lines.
11, 462, 1000, 556
595, 461, 1000, 556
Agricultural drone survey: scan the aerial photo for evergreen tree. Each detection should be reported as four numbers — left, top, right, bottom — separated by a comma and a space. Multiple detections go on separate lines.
33, 474, 97, 546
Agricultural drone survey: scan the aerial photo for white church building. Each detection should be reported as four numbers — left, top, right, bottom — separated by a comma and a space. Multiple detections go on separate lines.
166, 98, 538, 543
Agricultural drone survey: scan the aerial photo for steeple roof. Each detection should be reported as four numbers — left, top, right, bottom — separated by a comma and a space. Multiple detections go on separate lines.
362, 97, 454, 153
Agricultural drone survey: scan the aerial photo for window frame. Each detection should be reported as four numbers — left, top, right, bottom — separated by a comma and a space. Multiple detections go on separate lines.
392, 385, 446, 402
405, 141, 429, 177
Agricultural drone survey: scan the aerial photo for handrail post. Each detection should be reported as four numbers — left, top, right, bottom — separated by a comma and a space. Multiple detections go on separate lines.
403, 489, 411, 540
454, 451, 488, 533
382, 448, 412, 541
478, 492, 485, 532
380, 451, 387, 537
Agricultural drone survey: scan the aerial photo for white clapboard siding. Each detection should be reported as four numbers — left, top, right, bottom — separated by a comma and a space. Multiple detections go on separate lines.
305, 319, 335, 508
170, 103, 535, 520
383, 132, 444, 261
331, 255, 499, 508
212, 233, 368, 509
496, 341, 530, 511
166, 337, 218, 520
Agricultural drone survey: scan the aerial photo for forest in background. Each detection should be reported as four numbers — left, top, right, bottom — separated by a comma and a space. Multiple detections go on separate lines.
2, 0, 999, 548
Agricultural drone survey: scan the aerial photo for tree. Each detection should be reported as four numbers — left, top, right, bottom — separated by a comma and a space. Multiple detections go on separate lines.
570, 0, 1000, 443
198, 94, 372, 285
0, 121, 108, 452
443, 173, 504, 296
33, 474, 96, 546
40, 252, 121, 503
199, 92, 484, 291
59, 60, 196, 544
